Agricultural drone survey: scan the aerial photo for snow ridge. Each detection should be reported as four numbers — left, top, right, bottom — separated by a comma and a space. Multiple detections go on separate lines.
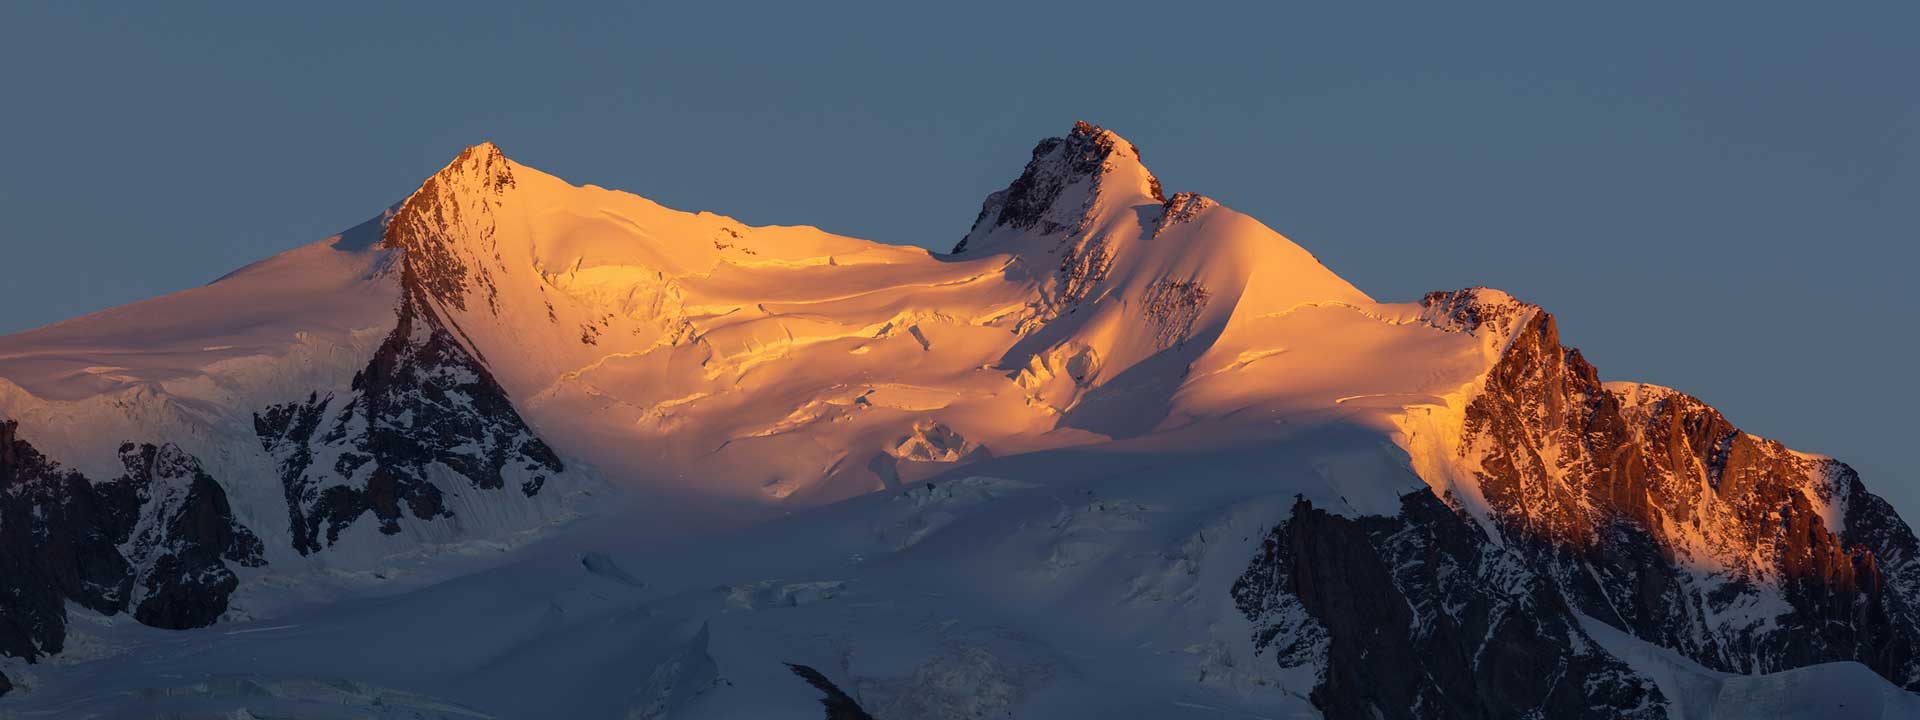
0, 123, 1914, 718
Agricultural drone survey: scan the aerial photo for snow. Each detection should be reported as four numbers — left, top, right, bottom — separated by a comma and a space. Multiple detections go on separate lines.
0, 128, 1907, 717
1580, 613, 1920, 720
3, 446, 1332, 717
0, 135, 1452, 521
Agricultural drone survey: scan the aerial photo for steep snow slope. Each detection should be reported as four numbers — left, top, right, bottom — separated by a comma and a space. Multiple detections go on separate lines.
1581, 614, 1920, 720
0, 122, 1411, 514
0, 122, 1915, 718
0, 216, 397, 493
348, 122, 1408, 513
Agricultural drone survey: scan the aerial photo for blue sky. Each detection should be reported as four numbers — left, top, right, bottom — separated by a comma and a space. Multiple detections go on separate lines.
2, 2, 1915, 511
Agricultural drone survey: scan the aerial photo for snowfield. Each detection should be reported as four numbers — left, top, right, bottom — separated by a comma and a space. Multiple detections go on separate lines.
0, 123, 1911, 718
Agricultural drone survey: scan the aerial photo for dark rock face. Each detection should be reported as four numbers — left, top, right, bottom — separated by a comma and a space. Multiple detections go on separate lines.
117, 442, 267, 630
951, 120, 1162, 256
257, 151, 563, 556
1421, 287, 1920, 688
381, 143, 515, 315
256, 287, 564, 555
0, 420, 135, 660
1235, 495, 1666, 719
0, 421, 262, 661
0, 143, 566, 670
1151, 191, 1215, 238
953, 121, 1166, 315
786, 663, 877, 720
1141, 279, 1210, 349
1236, 288, 1920, 711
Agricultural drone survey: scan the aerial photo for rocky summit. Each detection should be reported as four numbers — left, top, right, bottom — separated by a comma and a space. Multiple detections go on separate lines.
0, 124, 1911, 719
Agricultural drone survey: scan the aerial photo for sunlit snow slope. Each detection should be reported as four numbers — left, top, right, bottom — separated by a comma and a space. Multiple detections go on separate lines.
0, 122, 1914, 719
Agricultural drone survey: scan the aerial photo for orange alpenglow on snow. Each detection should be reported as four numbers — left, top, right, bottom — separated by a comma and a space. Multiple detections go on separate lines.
0, 123, 1915, 719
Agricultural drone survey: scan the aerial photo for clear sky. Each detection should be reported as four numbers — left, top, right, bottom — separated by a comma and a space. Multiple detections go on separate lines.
2, 3, 1915, 512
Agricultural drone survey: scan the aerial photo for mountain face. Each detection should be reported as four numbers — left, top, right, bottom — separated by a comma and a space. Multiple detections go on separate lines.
0, 422, 262, 660
1234, 492, 1666, 720
0, 124, 1913, 718
1231, 288, 1920, 717
256, 155, 565, 555
255, 285, 564, 556
1446, 290, 1920, 685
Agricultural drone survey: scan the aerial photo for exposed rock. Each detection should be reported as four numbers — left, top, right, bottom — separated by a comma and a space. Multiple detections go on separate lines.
1420, 287, 1920, 688
0, 141, 570, 659
785, 663, 876, 720
0, 420, 133, 659
1141, 278, 1210, 349
1233, 288, 1920, 713
1151, 191, 1216, 238
1416, 287, 1533, 341
382, 142, 515, 315
256, 284, 563, 555
0, 421, 262, 660
254, 158, 567, 556
1235, 495, 1667, 719
1055, 236, 1112, 305
118, 442, 266, 630
4, 127, 1916, 716
959, 122, 1127, 248
952, 120, 1162, 256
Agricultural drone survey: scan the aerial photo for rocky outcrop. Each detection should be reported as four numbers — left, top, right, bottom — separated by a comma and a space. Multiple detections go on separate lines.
786, 663, 877, 720
0, 421, 262, 661
1141, 278, 1210, 349
1235, 494, 1666, 719
381, 142, 516, 315
118, 442, 266, 629
4, 126, 1914, 715
256, 148, 564, 555
0, 420, 135, 660
1235, 288, 1920, 712
0, 142, 572, 669
256, 284, 564, 555
952, 121, 1169, 316
1426, 287, 1920, 687
1151, 191, 1215, 238
953, 121, 1161, 256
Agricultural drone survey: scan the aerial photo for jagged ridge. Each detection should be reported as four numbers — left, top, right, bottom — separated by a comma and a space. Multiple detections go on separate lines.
256, 175, 566, 556
1235, 287, 1920, 717
0, 124, 1912, 717
0, 421, 262, 661
1440, 286, 1920, 685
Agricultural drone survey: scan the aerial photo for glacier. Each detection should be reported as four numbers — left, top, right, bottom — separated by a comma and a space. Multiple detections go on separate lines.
0, 122, 1912, 719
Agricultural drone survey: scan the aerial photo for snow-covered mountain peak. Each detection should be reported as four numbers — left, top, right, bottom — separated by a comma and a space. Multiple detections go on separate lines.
377, 142, 521, 315
1415, 286, 1541, 357
435, 141, 514, 190
404, 141, 517, 214
7, 125, 1920, 718
951, 121, 1164, 256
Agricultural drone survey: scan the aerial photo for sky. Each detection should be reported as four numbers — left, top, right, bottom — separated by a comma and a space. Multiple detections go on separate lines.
1, 3, 1915, 513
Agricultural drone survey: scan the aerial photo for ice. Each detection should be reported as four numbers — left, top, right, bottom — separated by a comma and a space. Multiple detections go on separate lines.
0, 125, 1909, 718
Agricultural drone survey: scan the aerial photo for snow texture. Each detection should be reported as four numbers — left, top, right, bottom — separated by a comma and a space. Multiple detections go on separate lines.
0, 123, 1913, 718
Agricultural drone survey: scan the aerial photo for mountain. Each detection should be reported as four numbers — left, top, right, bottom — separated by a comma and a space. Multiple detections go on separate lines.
0, 122, 1913, 719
